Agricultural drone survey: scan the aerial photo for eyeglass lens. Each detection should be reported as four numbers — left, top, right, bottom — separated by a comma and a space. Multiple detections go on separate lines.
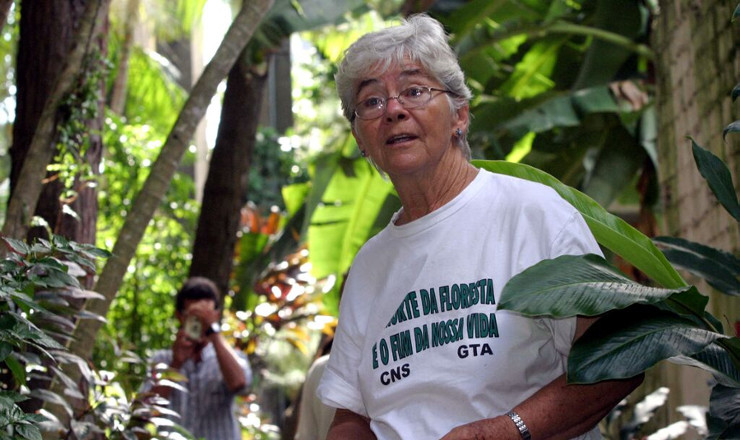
355, 86, 436, 119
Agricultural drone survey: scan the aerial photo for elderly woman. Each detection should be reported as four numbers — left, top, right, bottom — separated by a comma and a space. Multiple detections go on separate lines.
316, 14, 643, 440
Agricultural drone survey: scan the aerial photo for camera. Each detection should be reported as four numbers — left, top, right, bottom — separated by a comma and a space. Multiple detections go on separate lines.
184, 315, 202, 340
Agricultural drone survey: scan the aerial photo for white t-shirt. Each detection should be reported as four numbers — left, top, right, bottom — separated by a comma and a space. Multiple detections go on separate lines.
317, 169, 602, 440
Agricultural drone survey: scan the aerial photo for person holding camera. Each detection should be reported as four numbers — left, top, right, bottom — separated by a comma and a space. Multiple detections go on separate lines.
143, 276, 252, 440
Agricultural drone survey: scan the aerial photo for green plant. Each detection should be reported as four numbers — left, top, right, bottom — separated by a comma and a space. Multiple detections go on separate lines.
51, 49, 111, 200
96, 110, 197, 384
0, 235, 107, 439
477, 142, 739, 438
483, 7, 740, 433
476, 138, 738, 437
0, 235, 197, 439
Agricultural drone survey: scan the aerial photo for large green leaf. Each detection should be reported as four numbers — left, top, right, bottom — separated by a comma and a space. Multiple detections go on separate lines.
303, 141, 399, 314
654, 236, 740, 296
444, 0, 545, 38
670, 341, 740, 388
706, 383, 740, 439
471, 92, 582, 156
265, 0, 367, 31
571, 0, 647, 90
499, 37, 565, 99
499, 254, 700, 318
308, 155, 397, 281
125, 47, 185, 133
691, 139, 740, 222
581, 124, 645, 207
473, 160, 686, 288
571, 86, 621, 114
568, 305, 728, 383
254, 0, 368, 51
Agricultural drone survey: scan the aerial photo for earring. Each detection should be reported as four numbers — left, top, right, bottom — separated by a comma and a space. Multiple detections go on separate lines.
456, 128, 463, 137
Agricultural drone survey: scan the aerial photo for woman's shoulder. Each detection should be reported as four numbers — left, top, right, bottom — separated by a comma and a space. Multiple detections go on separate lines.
478, 168, 570, 209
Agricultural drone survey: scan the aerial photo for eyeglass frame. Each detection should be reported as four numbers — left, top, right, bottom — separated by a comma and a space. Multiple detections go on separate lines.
352, 86, 457, 121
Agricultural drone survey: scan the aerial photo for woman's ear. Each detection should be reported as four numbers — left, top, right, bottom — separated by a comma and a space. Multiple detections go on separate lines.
352, 126, 367, 155
351, 126, 362, 147
455, 103, 470, 133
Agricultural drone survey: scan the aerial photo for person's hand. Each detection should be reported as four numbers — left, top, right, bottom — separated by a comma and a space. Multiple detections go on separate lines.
184, 299, 220, 329
181, 299, 220, 343
171, 327, 198, 368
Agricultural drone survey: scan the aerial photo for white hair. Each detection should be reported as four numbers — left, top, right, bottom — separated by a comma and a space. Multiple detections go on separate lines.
335, 14, 472, 159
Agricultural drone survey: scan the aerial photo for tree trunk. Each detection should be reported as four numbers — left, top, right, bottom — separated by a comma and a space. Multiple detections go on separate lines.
2, 0, 109, 243
109, 0, 139, 114
12, 0, 105, 278
9, 0, 107, 424
40, 1, 275, 434
11, 1, 74, 240
74, 0, 274, 361
189, 50, 268, 299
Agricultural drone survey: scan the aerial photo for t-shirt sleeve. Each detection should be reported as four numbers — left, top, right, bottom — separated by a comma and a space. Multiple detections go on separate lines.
551, 210, 602, 260
315, 268, 370, 416
543, 209, 603, 356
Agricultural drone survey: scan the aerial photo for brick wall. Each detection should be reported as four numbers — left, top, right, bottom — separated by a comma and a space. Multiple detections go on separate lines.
654, 1, 739, 246
647, 0, 739, 432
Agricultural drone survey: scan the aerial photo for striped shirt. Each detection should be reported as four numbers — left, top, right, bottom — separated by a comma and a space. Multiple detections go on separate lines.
145, 344, 252, 440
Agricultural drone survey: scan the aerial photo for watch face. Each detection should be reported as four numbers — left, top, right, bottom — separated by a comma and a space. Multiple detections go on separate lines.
206, 322, 221, 335
184, 315, 202, 340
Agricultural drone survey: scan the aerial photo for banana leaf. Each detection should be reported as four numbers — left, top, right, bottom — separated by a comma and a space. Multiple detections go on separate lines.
670, 341, 740, 388
567, 304, 730, 384
691, 139, 740, 222
571, 0, 647, 90
499, 253, 702, 318
473, 160, 686, 288
706, 382, 740, 439
653, 236, 740, 296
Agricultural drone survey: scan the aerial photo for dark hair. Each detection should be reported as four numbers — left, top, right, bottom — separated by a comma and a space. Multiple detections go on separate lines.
175, 277, 221, 313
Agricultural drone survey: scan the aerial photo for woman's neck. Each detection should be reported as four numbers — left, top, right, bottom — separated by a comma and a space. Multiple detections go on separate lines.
393, 161, 478, 225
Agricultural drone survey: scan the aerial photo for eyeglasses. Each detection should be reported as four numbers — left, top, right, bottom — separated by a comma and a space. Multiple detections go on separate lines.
353, 86, 455, 120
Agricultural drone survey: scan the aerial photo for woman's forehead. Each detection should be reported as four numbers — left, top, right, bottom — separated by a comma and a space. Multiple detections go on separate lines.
356, 62, 432, 91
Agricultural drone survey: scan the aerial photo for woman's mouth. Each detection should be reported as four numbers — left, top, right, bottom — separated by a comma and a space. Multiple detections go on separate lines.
386, 134, 416, 145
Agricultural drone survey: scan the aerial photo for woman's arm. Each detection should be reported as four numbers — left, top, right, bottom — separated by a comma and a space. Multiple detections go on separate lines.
441, 316, 644, 440
441, 374, 642, 440
326, 409, 377, 440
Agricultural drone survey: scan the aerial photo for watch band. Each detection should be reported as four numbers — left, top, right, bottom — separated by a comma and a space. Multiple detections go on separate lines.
205, 322, 221, 336
506, 411, 532, 440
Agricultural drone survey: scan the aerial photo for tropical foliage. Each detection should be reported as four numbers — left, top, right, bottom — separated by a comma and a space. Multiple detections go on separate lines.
439, 0, 657, 209
493, 141, 739, 438
0, 0, 736, 439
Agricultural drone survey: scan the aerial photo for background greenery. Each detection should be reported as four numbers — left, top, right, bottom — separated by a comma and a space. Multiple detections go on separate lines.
0, 0, 737, 439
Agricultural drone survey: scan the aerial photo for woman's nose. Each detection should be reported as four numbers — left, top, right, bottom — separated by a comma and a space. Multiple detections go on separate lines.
384, 97, 407, 121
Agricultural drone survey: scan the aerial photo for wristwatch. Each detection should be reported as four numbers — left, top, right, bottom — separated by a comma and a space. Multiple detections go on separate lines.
205, 321, 221, 336
506, 411, 532, 440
